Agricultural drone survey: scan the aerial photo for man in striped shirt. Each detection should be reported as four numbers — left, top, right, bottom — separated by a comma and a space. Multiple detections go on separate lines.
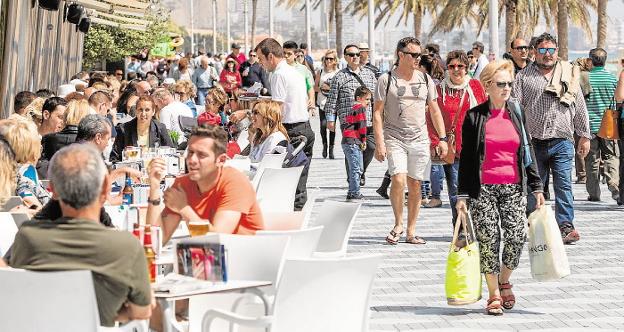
584, 48, 620, 202
512, 33, 591, 245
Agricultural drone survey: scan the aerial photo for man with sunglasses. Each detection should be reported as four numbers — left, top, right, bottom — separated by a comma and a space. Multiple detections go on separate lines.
239, 50, 269, 89
373, 37, 448, 245
509, 38, 531, 74
512, 32, 591, 245
325, 44, 378, 187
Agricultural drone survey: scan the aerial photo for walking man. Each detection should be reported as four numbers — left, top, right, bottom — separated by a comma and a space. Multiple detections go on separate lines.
512, 33, 591, 244
374, 37, 448, 245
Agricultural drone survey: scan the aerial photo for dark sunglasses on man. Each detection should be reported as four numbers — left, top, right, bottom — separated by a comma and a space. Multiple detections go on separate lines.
513, 46, 528, 51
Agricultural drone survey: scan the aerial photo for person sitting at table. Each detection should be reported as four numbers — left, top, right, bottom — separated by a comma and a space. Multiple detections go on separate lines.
249, 100, 289, 162
197, 86, 229, 127
146, 124, 264, 244
112, 95, 173, 161
6, 143, 153, 327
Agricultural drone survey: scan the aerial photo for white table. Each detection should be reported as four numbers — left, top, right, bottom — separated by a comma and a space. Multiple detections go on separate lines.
154, 280, 271, 332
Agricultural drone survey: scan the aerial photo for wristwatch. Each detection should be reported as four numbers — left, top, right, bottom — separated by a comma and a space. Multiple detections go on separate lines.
148, 197, 161, 206
439, 136, 448, 142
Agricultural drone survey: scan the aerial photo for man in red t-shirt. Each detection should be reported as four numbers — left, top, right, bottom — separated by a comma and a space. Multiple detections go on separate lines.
146, 125, 264, 244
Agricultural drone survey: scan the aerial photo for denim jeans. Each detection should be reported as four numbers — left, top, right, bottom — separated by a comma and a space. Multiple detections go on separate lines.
444, 161, 460, 226
196, 87, 209, 106
430, 164, 445, 199
342, 143, 363, 195
527, 138, 575, 226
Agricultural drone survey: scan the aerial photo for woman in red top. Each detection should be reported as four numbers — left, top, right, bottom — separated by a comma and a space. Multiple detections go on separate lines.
219, 58, 242, 97
427, 50, 487, 224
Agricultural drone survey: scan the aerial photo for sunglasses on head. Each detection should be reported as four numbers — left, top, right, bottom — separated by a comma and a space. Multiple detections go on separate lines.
495, 81, 513, 88
513, 46, 528, 51
345, 52, 360, 58
448, 64, 466, 70
537, 47, 556, 55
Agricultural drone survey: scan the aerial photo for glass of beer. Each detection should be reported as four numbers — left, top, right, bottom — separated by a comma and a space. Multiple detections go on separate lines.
188, 220, 211, 237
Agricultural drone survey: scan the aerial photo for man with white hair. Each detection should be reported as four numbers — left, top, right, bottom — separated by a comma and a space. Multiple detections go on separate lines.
7, 144, 153, 327
152, 88, 194, 145
191, 55, 219, 105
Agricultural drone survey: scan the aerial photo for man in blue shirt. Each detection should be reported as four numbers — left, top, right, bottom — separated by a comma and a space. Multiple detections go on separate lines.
192, 56, 219, 106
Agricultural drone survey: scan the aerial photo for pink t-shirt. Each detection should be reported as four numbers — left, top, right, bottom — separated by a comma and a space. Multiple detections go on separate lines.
481, 108, 521, 185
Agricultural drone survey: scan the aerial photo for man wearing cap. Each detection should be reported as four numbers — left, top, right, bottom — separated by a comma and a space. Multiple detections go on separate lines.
227, 43, 247, 70
358, 42, 381, 79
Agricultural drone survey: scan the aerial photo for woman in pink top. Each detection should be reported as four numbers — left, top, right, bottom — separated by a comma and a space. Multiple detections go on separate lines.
456, 61, 544, 316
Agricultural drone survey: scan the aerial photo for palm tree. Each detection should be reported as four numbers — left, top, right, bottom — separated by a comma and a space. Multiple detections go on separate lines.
279, 0, 343, 56
558, 0, 569, 60
251, 0, 258, 47
347, 0, 438, 41
596, 0, 607, 48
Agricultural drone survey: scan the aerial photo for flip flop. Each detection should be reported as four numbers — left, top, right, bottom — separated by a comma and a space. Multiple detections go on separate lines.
405, 235, 426, 244
385, 230, 404, 245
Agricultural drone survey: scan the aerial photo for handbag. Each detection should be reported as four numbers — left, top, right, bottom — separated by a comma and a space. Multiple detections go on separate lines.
445, 210, 482, 305
432, 91, 464, 165
527, 205, 571, 281
509, 100, 534, 168
597, 101, 620, 139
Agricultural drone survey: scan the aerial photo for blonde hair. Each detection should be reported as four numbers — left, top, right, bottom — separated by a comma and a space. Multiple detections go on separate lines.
0, 117, 41, 165
479, 60, 514, 89
174, 80, 197, 99
205, 86, 228, 113
323, 49, 338, 71
64, 99, 94, 126
0, 120, 17, 204
251, 100, 289, 145
23, 97, 46, 124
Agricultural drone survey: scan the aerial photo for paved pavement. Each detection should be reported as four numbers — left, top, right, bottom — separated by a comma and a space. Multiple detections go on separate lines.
306, 115, 624, 331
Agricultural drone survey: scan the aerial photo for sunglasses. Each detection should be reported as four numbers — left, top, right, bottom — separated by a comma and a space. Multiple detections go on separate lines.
345, 52, 360, 57
250, 54, 257, 57
513, 46, 529, 51
537, 47, 556, 55
402, 51, 421, 59
325, 57, 336, 61
495, 81, 513, 88
448, 64, 466, 70
252, 110, 260, 115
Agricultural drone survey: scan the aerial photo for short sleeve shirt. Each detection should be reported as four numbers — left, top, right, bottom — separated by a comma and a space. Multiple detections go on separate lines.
270, 60, 309, 124
375, 69, 437, 142
9, 218, 151, 327
163, 167, 264, 234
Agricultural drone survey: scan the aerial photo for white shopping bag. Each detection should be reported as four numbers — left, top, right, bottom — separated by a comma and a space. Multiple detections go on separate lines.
527, 205, 571, 281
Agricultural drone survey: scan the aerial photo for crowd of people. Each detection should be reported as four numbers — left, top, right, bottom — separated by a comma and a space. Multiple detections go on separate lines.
1, 30, 624, 325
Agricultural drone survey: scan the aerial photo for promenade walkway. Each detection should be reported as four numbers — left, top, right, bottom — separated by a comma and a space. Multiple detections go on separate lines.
306, 115, 624, 331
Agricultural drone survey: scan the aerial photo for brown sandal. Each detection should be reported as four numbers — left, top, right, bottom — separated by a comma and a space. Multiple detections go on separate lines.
486, 296, 504, 316
405, 235, 426, 244
385, 230, 404, 245
499, 282, 515, 310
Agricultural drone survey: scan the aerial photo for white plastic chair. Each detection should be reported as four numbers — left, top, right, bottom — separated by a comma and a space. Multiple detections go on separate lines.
0, 269, 100, 332
255, 226, 324, 260
186, 234, 290, 332
251, 153, 287, 190
261, 211, 305, 231
201, 255, 383, 332
0, 212, 18, 257
10, 212, 30, 228
255, 167, 304, 213
300, 189, 319, 229
307, 200, 361, 257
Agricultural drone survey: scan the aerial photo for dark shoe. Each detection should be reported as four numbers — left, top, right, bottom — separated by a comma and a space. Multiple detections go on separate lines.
423, 197, 442, 208
575, 177, 586, 184
385, 229, 404, 245
322, 144, 328, 159
544, 191, 551, 200
587, 196, 601, 202
560, 223, 580, 245
376, 187, 389, 199
346, 193, 364, 201
328, 146, 335, 159
612, 191, 620, 202
360, 173, 366, 186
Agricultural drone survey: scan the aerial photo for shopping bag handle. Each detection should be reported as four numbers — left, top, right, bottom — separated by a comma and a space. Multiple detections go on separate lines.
451, 210, 471, 250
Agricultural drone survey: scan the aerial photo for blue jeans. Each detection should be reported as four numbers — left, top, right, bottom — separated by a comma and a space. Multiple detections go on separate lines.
527, 138, 575, 226
444, 161, 460, 225
430, 164, 445, 199
342, 143, 363, 195
197, 87, 209, 106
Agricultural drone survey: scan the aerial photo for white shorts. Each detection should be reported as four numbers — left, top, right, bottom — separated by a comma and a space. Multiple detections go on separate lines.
385, 137, 431, 181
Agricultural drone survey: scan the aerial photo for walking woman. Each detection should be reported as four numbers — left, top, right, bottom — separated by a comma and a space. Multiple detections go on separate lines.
315, 49, 340, 159
429, 50, 487, 221
456, 60, 544, 315
220, 58, 242, 97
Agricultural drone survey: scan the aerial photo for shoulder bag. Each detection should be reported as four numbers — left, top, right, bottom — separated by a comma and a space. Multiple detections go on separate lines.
431, 90, 464, 165
597, 99, 620, 140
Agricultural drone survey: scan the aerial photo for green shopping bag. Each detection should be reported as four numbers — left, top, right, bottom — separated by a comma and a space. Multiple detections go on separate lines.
445, 210, 482, 305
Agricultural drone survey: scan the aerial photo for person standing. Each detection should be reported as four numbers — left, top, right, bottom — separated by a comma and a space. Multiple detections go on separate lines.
315, 50, 340, 159
358, 42, 381, 78
472, 41, 489, 79
227, 43, 247, 70
239, 50, 269, 89
512, 33, 591, 244
283, 41, 316, 111
325, 44, 377, 186
584, 47, 620, 202
509, 38, 531, 74
427, 50, 487, 223
373, 37, 448, 245
342, 87, 371, 200
254, 38, 315, 210
457, 60, 544, 316
192, 56, 219, 106
616, 57, 624, 205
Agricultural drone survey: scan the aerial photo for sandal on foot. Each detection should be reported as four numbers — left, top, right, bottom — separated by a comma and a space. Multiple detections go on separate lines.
499, 282, 515, 310
385, 230, 404, 245
405, 235, 426, 244
486, 296, 504, 316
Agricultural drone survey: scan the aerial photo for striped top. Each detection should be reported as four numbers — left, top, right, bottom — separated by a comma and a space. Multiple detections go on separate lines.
586, 67, 617, 133
341, 103, 368, 145
511, 62, 591, 141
